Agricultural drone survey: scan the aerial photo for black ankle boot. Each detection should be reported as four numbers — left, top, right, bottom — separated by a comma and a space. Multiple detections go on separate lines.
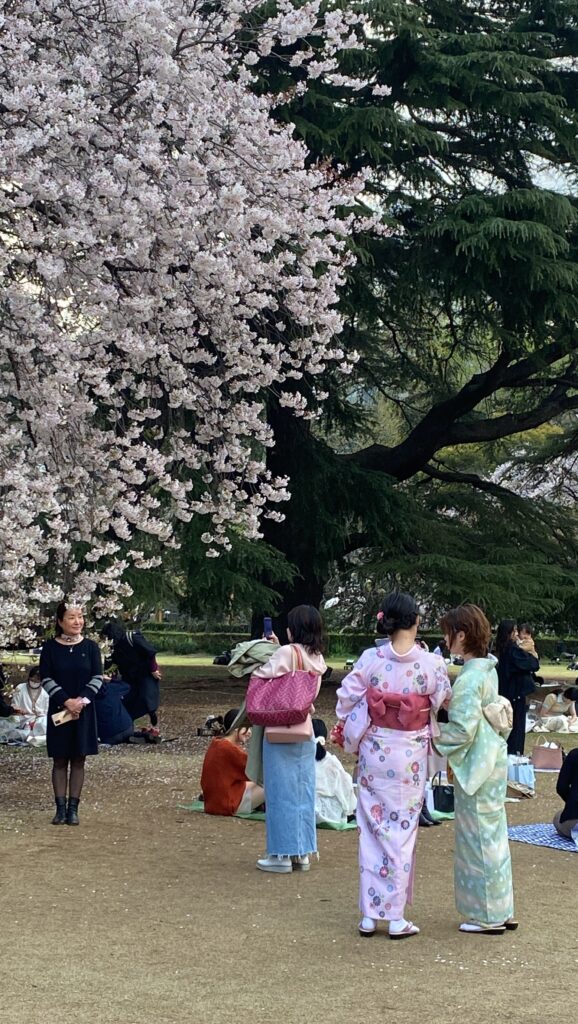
66, 798, 80, 826
51, 797, 67, 825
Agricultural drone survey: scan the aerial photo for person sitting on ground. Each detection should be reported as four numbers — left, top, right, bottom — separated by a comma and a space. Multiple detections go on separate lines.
312, 718, 356, 826
553, 747, 578, 839
536, 687, 578, 733
10, 667, 49, 745
0, 686, 16, 718
201, 709, 265, 816
0, 670, 22, 742
95, 677, 134, 745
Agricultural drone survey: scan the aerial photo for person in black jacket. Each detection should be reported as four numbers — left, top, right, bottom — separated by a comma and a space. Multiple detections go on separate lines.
101, 622, 160, 736
496, 619, 539, 756
553, 748, 578, 839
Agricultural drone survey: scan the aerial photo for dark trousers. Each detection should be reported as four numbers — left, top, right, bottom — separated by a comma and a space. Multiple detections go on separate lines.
507, 695, 527, 756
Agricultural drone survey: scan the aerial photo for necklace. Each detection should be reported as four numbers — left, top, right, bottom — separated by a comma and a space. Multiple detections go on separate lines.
56, 634, 84, 651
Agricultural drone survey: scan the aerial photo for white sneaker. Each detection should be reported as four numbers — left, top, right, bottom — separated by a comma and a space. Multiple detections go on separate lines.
291, 855, 310, 871
256, 855, 292, 873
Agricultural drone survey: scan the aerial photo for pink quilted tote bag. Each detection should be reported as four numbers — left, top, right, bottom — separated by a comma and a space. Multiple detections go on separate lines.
246, 645, 318, 727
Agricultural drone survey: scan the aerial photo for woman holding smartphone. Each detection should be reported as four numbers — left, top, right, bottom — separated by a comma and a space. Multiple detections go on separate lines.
40, 601, 103, 825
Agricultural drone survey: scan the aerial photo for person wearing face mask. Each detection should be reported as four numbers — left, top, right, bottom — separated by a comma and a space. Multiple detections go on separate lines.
40, 601, 103, 826
10, 667, 49, 745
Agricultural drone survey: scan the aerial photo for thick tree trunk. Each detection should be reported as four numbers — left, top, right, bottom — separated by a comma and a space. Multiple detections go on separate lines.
250, 403, 332, 638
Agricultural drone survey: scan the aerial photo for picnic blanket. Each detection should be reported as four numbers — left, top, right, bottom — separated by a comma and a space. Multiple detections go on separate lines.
507, 822, 577, 852
179, 800, 357, 830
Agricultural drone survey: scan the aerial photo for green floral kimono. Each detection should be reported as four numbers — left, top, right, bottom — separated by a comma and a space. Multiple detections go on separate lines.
435, 658, 514, 927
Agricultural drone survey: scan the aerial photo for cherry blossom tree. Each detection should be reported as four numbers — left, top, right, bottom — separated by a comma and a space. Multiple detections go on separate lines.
0, 0, 364, 639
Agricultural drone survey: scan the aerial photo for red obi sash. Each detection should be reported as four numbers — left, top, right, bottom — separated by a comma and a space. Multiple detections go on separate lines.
366, 688, 431, 732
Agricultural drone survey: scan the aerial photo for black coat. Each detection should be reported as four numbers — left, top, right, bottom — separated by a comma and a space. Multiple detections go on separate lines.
40, 638, 103, 758
557, 748, 578, 824
107, 631, 156, 686
0, 692, 14, 717
497, 643, 539, 701
106, 631, 159, 718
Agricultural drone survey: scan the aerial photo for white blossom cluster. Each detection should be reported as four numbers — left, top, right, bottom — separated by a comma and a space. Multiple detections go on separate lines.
0, 0, 365, 639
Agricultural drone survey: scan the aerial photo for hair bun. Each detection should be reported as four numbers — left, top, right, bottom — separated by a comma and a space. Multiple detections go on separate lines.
376, 591, 419, 635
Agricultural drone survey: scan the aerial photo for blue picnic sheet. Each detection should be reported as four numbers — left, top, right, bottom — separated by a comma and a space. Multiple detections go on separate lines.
508, 822, 577, 852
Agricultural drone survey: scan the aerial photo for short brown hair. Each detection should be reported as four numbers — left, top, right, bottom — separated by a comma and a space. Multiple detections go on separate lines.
439, 604, 491, 658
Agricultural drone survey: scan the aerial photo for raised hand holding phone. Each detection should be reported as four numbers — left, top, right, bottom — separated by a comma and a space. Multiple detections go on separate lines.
263, 616, 273, 639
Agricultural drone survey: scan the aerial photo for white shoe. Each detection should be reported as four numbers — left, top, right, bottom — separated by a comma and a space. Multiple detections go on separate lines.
256, 855, 292, 873
358, 916, 376, 936
291, 855, 310, 871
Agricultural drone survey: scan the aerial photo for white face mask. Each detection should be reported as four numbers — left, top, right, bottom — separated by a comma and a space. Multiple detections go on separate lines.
28, 680, 42, 689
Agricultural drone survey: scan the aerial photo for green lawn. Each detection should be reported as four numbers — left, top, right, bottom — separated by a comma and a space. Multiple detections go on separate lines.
3, 649, 577, 684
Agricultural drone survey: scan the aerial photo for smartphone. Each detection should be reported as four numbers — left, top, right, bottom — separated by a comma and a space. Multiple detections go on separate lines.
263, 616, 273, 638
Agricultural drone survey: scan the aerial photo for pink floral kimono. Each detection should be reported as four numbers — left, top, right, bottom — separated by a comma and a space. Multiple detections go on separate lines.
336, 643, 451, 921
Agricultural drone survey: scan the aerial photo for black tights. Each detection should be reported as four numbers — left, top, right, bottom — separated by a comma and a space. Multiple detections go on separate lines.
52, 757, 86, 800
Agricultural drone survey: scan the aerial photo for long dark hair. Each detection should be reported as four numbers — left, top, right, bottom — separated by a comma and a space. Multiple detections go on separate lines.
287, 605, 324, 654
495, 619, 517, 658
377, 591, 419, 636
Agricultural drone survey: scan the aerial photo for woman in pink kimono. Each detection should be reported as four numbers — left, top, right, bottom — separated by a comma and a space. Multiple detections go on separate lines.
336, 592, 451, 938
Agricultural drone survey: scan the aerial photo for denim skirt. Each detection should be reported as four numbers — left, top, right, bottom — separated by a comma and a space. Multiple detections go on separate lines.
262, 735, 317, 857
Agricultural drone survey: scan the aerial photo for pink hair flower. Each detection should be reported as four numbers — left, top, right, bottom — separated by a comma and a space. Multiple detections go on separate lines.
376, 611, 384, 621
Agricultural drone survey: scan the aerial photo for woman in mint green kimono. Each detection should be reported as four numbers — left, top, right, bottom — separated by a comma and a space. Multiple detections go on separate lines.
434, 604, 516, 935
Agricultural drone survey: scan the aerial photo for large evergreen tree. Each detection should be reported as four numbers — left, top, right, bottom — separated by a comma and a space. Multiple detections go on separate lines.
189, 0, 578, 629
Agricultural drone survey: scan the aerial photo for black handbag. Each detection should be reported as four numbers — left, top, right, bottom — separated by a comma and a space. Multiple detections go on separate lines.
431, 771, 455, 813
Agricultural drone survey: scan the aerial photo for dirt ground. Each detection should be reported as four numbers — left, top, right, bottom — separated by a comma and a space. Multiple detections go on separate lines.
1, 680, 576, 1024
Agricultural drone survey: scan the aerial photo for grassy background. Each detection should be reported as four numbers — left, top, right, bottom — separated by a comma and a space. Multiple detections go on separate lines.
3, 650, 577, 691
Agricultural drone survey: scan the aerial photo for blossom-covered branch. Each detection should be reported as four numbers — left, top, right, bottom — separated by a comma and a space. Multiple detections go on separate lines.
0, 0, 365, 638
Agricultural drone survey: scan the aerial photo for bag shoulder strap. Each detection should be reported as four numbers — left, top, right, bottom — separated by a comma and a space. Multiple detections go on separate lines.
291, 644, 304, 672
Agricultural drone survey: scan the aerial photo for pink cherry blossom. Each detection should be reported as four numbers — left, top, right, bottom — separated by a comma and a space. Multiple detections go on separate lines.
0, 1, 368, 639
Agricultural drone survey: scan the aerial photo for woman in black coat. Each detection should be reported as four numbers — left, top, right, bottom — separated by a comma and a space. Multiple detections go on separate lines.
495, 619, 539, 756
40, 602, 103, 825
101, 621, 160, 734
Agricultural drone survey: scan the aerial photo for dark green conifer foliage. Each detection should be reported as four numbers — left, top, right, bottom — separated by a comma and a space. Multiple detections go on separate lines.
182, 1, 578, 627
